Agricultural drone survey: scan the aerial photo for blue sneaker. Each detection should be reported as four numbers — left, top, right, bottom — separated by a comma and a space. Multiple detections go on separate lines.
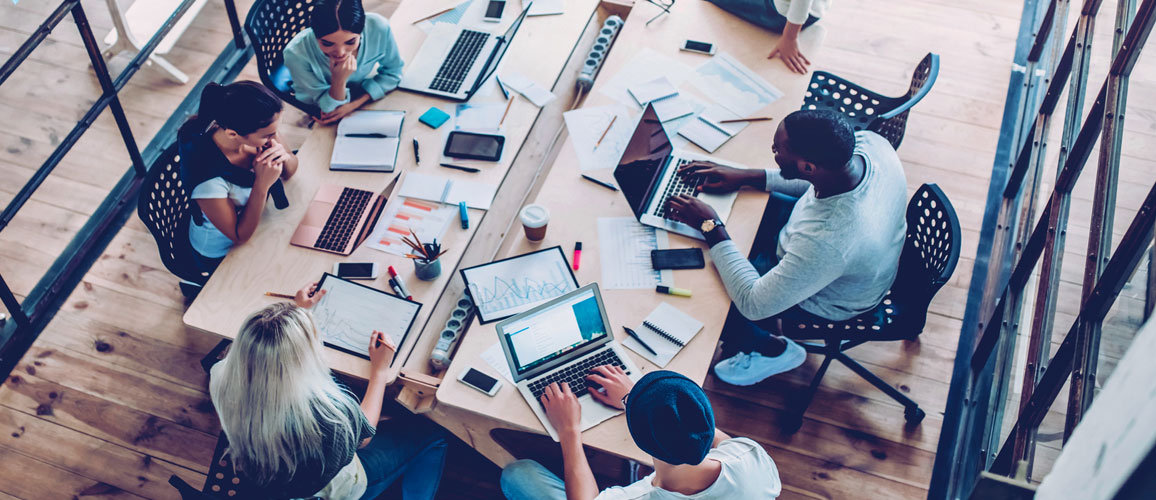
713, 338, 806, 386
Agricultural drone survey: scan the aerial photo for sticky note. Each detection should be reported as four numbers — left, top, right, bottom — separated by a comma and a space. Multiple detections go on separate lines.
419, 107, 451, 129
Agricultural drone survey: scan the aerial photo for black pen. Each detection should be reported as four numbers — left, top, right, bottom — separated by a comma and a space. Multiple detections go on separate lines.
440, 163, 480, 173
581, 174, 619, 191
345, 133, 388, 138
413, 138, 421, 164
624, 326, 658, 356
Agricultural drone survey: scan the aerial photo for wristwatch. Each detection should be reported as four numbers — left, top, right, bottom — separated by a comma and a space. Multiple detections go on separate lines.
700, 218, 724, 234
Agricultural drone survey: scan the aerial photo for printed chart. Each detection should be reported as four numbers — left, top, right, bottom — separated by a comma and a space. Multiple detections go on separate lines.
312, 275, 421, 358
463, 248, 579, 321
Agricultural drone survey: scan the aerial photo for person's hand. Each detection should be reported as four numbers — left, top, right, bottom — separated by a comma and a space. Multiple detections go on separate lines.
540, 382, 582, 439
679, 161, 764, 194
256, 138, 289, 168
585, 365, 634, 410
316, 100, 361, 125
252, 151, 284, 191
768, 36, 810, 74
330, 55, 357, 85
665, 194, 720, 229
367, 330, 397, 375
293, 282, 326, 308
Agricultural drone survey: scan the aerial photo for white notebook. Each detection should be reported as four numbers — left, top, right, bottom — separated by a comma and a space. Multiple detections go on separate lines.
331, 110, 405, 171
623, 302, 704, 367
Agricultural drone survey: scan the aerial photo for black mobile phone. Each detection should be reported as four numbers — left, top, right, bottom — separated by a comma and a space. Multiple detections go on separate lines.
334, 262, 379, 280
458, 367, 502, 396
651, 248, 706, 270
444, 131, 505, 161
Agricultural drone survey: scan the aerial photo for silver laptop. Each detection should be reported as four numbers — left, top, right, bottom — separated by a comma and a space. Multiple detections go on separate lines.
399, 4, 530, 101
613, 103, 744, 239
496, 283, 642, 441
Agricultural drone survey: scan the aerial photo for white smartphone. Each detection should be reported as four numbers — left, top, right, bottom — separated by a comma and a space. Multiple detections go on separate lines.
333, 262, 380, 280
458, 367, 502, 396
680, 39, 716, 56
483, 0, 506, 22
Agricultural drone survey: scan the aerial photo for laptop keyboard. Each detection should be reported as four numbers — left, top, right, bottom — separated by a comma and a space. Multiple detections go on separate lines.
528, 348, 631, 402
314, 187, 374, 252
430, 30, 490, 93
652, 159, 705, 219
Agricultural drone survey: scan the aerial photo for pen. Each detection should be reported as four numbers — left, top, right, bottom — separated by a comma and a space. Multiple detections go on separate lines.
413, 138, 420, 164
440, 163, 480, 173
581, 174, 618, 191
459, 201, 469, 229
718, 116, 773, 124
264, 292, 295, 299
656, 285, 692, 297
387, 277, 405, 298
572, 242, 582, 270
495, 76, 510, 100
345, 133, 389, 138
388, 266, 414, 300
624, 326, 658, 356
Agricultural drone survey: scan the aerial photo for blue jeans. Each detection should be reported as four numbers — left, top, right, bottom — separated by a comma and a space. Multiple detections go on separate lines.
357, 414, 449, 500
500, 460, 568, 500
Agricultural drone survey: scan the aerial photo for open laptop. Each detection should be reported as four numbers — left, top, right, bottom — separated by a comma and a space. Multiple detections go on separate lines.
613, 103, 745, 239
399, 4, 531, 101
289, 179, 393, 255
496, 283, 642, 441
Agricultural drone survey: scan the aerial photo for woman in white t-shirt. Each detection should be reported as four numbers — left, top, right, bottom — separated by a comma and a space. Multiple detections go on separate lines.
178, 81, 299, 273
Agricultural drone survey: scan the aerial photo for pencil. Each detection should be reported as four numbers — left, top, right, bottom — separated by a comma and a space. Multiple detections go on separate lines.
499, 95, 515, 126
594, 115, 617, 149
718, 116, 774, 124
411, 5, 455, 24
440, 163, 480, 173
265, 292, 295, 299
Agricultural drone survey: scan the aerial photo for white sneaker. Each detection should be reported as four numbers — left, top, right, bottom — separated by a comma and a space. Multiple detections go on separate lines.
713, 338, 807, 386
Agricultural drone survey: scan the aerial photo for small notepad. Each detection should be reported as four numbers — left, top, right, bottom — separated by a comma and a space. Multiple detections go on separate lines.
330, 110, 405, 171
623, 302, 704, 367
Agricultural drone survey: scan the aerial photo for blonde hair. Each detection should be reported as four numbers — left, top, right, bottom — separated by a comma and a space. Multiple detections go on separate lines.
209, 302, 363, 483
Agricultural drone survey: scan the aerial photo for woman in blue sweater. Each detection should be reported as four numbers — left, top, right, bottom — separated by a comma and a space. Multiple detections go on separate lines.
283, 0, 404, 125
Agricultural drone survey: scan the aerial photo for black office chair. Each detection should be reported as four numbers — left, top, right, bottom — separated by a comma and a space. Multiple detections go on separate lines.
778, 183, 960, 433
137, 143, 211, 293
800, 53, 939, 149
245, 0, 321, 117
169, 432, 268, 499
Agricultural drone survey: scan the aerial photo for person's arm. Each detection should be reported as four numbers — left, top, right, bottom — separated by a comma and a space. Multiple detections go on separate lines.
195, 164, 276, 245
767, 0, 813, 74
360, 330, 396, 422
541, 383, 600, 500
283, 41, 349, 114
359, 15, 405, 102
764, 169, 810, 197
709, 234, 844, 320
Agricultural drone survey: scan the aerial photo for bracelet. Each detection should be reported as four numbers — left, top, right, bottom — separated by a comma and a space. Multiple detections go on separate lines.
620, 392, 630, 409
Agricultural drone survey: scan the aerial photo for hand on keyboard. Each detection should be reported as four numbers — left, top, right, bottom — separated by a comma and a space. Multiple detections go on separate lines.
665, 194, 719, 229
677, 161, 763, 194
585, 365, 634, 410
540, 382, 582, 440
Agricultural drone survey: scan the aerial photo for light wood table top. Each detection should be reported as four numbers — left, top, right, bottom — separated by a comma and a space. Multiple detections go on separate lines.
435, 0, 826, 464
182, 0, 601, 381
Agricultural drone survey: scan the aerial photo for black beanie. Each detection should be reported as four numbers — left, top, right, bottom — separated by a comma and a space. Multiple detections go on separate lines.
625, 371, 715, 465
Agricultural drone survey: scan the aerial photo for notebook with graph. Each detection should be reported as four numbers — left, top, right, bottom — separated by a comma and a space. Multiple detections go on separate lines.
311, 273, 422, 361
622, 302, 704, 367
460, 246, 579, 324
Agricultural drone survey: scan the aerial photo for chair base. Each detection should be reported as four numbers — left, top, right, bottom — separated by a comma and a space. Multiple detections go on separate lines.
781, 339, 925, 434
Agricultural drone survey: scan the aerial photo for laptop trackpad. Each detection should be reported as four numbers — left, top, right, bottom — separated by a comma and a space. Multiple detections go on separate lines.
579, 395, 622, 428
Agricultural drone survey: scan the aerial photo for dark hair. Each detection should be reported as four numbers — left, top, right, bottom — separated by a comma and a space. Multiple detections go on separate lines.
180, 81, 283, 138
311, 0, 366, 38
782, 109, 856, 169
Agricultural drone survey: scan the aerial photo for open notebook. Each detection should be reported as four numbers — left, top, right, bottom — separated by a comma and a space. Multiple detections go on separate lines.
331, 110, 406, 172
622, 302, 704, 367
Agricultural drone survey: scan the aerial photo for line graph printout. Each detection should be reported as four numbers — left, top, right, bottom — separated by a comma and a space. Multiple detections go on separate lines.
462, 247, 580, 323
597, 217, 672, 289
312, 274, 422, 359
690, 52, 783, 117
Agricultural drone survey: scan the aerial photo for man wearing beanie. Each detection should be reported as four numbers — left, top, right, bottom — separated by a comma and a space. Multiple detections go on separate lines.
500, 367, 782, 499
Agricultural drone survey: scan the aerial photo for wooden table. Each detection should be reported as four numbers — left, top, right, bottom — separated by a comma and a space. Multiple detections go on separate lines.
431, 0, 826, 466
182, 0, 602, 381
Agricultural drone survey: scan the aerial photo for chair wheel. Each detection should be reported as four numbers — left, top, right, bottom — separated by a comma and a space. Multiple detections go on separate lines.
905, 406, 925, 426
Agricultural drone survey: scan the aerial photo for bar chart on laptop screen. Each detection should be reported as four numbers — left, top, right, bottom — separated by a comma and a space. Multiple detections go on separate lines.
464, 249, 578, 321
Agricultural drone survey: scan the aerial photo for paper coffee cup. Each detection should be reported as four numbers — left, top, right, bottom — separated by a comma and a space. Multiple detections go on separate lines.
520, 204, 550, 241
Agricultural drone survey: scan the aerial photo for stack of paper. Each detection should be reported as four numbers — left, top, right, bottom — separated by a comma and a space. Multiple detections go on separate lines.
331, 110, 405, 171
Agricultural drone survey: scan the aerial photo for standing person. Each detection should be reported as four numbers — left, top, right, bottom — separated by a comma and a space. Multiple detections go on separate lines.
283, 0, 405, 125
209, 283, 448, 499
179, 80, 298, 276
664, 109, 907, 386
500, 368, 782, 499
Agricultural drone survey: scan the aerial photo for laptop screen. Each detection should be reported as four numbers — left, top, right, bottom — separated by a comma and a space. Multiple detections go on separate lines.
613, 104, 672, 218
499, 287, 609, 375
472, 4, 532, 95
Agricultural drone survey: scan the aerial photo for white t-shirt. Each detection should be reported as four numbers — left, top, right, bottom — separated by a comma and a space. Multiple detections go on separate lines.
773, 0, 831, 25
594, 438, 781, 499
188, 177, 251, 258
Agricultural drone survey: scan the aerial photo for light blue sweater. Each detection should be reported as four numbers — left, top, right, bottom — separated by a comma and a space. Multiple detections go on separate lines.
282, 13, 404, 113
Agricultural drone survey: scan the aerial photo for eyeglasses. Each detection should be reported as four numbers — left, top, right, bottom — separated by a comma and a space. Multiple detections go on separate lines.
645, 0, 675, 25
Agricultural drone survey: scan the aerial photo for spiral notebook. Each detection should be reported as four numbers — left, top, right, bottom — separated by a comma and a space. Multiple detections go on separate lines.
622, 302, 704, 367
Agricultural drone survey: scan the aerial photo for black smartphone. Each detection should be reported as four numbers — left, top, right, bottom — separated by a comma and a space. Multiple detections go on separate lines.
651, 248, 705, 270
444, 131, 505, 161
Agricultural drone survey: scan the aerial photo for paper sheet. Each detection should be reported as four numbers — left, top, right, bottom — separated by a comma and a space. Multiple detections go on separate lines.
599, 48, 695, 109
563, 105, 635, 172
597, 217, 672, 289
417, 0, 475, 32
677, 104, 751, 153
312, 276, 421, 358
365, 197, 456, 255
455, 102, 507, 131
627, 77, 678, 106
499, 72, 556, 107
399, 172, 497, 210
527, 0, 565, 16
652, 95, 694, 122
481, 342, 515, 383
690, 52, 784, 117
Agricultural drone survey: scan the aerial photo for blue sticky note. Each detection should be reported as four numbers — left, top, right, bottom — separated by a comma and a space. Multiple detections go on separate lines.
419, 107, 451, 129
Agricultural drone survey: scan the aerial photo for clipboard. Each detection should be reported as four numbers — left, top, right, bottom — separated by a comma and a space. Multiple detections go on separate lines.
312, 273, 422, 362
459, 246, 580, 324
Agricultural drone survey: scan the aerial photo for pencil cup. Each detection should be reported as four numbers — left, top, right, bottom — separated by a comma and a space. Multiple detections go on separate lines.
414, 258, 441, 281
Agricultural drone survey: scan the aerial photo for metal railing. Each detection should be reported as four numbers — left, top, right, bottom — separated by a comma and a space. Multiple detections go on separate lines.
931, 0, 1153, 497
0, 0, 251, 377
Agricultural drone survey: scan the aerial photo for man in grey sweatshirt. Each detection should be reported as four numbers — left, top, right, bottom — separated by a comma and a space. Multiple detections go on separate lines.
666, 109, 907, 386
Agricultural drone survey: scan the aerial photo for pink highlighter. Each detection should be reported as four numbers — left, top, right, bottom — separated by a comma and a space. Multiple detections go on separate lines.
572, 242, 582, 271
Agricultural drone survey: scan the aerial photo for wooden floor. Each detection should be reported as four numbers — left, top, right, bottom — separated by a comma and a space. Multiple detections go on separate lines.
1, 0, 1152, 498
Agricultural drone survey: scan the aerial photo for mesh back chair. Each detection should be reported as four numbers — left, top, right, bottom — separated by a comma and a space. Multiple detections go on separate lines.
801, 53, 939, 149
170, 432, 267, 499
137, 143, 210, 288
778, 184, 960, 433
245, 0, 321, 117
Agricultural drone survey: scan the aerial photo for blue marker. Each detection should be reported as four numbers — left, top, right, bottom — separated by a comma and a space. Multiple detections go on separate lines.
459, 201, 469, 229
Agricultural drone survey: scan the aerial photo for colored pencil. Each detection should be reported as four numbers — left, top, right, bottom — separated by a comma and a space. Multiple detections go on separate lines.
718, 116, 773, 124
594, 115, 617, 149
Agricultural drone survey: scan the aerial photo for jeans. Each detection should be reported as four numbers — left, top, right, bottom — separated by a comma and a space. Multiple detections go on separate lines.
705, 0, 819, 34
357, 414, 449, 500
499, 460, 568, 500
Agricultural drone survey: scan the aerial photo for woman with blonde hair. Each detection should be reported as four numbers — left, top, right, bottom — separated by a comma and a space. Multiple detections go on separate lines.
209, 284, 447, 499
